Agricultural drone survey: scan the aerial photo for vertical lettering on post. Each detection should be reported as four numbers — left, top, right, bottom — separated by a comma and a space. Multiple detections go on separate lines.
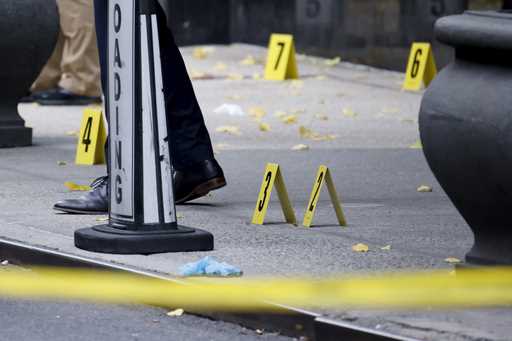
109, 0, 135, 220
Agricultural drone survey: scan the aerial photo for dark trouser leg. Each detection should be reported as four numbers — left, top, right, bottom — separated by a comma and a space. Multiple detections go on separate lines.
154, 4, 214, 171
94, 0, 215, 171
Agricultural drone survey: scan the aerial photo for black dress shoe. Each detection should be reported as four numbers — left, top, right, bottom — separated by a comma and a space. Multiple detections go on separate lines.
53, 176, 108, 215
36, 87, 101, 106
174, 159, 226, 204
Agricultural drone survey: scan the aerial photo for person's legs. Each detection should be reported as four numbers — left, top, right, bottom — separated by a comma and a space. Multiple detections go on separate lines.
30, 32, 65, 93
57, 0, 102, 98
54, 0, 225, 214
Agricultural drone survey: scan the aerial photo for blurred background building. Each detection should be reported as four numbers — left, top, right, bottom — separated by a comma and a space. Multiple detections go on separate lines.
163, 0, 507, 70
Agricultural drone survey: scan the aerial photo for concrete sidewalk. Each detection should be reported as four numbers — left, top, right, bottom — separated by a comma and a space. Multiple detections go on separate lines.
2, 44, 510, 340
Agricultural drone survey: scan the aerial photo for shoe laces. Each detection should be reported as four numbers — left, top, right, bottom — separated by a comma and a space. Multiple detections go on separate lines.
90, 176, 108, 190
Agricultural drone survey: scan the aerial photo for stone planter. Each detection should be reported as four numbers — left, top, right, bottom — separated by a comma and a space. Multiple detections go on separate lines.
419, 11, 512, 265
0, 0, 59, 147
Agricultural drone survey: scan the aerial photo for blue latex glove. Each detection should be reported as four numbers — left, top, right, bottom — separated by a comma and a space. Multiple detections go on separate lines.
179, 256, 243, 277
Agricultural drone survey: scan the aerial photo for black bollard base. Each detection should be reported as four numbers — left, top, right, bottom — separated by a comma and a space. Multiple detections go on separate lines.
0, 126, 32, 148
75, 225, 214, 254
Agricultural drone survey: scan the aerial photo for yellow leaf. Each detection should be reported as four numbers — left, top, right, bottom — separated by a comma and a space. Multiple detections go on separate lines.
216, 126, 241, 136
227, 73, 244, 81
64, 182, 91, 192
226, 95, 242, 101
324, 56, 341, 66
167, 309, 184, 317
314, 114, 329, 121
380, 245, 392, 251
248, 107, 267, 121
289, 80, 304, 89
190, 70, 207, 79
315, 75, 327, 81
240, 55, 256, 66
417, 185, 433, 193
291, 144, 309, 151
274, 111, 287, 119
401, 118, 416, 124
252, 73, 262, 80
281, 115, 298, 124
444, 257, 461, 264
193, 48, 208, 60
343, 108, 358, 118
96, 216, 109, 222
259, 122, 271, 132
410, 140, 423, 149
214, 62, 227, 71
352, 243, 369, 253
299, 126, 314, 139
176, 213, 185, 219
66, 130, 79, 137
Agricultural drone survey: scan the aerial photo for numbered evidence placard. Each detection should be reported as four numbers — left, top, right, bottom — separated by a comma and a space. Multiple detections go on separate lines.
75, 107, 107, 165
264, 34, 299, 81
252, 163, 297, 225
403, 43, 437, 91
303, 165, 346, 228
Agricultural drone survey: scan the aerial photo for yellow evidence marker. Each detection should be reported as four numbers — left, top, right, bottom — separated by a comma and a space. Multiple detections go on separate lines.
252, 163, 297, 225
264, 34, 299, 81
403, 42, 437, 91
75, 107, 107, 165
303, 165, 347, 228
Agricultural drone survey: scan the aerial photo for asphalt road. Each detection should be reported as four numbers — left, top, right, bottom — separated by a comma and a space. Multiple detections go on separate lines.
0, 299, 292, 341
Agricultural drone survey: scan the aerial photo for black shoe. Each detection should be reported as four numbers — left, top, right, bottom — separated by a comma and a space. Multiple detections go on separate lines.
53, 176, 108, 215
174, 159, 226, 204
36, 87, 101, 106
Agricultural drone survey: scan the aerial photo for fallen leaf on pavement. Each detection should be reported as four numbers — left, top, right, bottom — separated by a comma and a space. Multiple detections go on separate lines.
274, 111, 287, 118
190, 70, 207, 79
240, 55, 257, 65
216, 126, 241, 136
228, 73, 244, 81
249, 107, 267, 121
214, 62, 227, 71
314, 114, 329, 121
167, 309, 184, 317
64, 182, 91, 192
289, 80, 304, 89
380, 245, 392, 251
409, 140, 423, 149
281, 115, 298, 124
252, 73, 262, 80
352, 243, 369, 253
66, 130, 79, 137
343, 108, 358, 118
324, 56, 341, 66
315, 75, 327, 81
226, 94, 242, 101
417, 185, 433, 193
291, 144, 309, 151
444, 257, 461, 264
259, 122, 271, 132
193, 48, 208, 60
96, 216, 109, 222
401, 118, 416, 124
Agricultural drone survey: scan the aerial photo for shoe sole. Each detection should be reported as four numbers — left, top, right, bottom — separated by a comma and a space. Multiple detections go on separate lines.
53, 206, 107, 215
37, 99, 102, 106
176, 177, 227, 205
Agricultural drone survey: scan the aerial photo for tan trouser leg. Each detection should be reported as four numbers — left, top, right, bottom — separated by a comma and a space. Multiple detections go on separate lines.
30, 32, 65, 93
56, 0, 101, 97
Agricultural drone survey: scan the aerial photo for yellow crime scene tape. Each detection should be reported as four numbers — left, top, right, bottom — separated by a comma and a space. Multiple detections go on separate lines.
1, 267, 512, 311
